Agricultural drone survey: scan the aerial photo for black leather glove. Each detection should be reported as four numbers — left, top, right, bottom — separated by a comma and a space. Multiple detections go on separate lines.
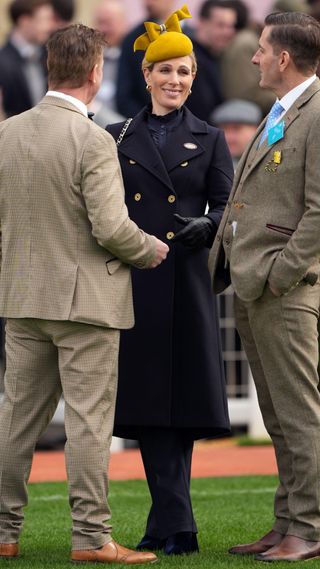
171, 213, 216, 249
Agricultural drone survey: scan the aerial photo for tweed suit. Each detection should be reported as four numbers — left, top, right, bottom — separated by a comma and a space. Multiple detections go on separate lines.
0, 96, 156, 549
209, 78, 320, 539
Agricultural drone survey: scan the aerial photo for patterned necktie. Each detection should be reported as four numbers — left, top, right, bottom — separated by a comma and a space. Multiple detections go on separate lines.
87, 112, 95, 121
259, 101, 284, 146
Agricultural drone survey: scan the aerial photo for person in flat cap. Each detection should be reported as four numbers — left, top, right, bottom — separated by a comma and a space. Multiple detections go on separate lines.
211, 98, 262, 169
106, 3, 233, 556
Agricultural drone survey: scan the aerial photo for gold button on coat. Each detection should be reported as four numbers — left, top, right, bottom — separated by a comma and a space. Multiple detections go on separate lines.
180, 161, 188, 167
129, 159, 136, 164
168, 195, 176, 203
134, 193, 141, 201
166, 231, 175, 240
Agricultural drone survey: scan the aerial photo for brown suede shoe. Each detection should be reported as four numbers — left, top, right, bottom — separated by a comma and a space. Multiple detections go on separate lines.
71, 540, 158, 564
255, 535, 320, 562
0, 543, 19, 558
229, 530, 284, 555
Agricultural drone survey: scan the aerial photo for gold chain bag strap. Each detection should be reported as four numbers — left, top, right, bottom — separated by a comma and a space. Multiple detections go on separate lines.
116, 118, 133, 146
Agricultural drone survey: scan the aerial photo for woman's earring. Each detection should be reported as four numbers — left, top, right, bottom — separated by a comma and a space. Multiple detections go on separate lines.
189, 88, 192, 95
146, 84, 152, 92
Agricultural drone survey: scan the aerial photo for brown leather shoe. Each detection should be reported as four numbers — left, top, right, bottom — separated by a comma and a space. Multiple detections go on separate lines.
255, 535, 320, 562
229, 530, 284, 555
0, 543, 19, 558
71, 540, 158, 564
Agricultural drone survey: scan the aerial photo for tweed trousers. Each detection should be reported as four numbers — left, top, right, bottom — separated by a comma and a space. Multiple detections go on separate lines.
0, 318, 119, 549
234, 283, 320, 540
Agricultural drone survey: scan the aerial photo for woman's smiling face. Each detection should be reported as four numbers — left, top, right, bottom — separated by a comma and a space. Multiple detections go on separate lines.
144, 55, 195, 115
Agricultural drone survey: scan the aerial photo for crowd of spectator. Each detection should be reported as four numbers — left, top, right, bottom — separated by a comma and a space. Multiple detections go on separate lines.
1, 0, 319, 128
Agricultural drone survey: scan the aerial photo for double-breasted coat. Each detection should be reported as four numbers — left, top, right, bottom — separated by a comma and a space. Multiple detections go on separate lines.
107, 106, 233, 440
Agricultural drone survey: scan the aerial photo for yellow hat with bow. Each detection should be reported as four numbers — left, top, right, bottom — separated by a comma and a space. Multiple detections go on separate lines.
133, 4, 193, 63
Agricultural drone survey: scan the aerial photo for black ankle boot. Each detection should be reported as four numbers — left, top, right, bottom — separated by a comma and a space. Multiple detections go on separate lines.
164, 532, 199, 555
136, 534, 166, 551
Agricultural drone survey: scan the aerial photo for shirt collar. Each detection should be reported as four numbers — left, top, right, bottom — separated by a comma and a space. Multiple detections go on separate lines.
45, 90, 88, 117
279, 75, 317, 112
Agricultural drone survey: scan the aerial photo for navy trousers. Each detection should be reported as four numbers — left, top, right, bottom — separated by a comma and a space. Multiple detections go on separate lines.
138, 428, 197, 540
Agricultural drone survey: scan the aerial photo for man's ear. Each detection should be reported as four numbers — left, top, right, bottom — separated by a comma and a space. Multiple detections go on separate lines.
279, 50, 290, 72
89, 63, 98, 84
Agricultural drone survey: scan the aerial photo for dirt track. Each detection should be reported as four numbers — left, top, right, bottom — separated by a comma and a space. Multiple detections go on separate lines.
29, 441, 277, 483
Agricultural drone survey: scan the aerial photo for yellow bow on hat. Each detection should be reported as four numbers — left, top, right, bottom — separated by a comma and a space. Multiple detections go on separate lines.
133, 4, 193, 62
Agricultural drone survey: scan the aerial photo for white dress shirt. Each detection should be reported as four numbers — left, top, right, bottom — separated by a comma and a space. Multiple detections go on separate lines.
277, 75, 317, 118
46, 90, 88, 117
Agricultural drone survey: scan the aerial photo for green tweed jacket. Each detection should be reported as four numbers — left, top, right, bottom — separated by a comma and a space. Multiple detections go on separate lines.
209, 78, 320, 302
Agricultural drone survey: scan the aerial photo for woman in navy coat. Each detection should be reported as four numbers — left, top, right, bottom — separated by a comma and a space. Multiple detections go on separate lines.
106, 5, 233, 555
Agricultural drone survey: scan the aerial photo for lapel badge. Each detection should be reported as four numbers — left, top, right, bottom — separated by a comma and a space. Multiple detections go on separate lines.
265, 150, 282, 173
183, 142, 197, 150
273, 150, 282, 164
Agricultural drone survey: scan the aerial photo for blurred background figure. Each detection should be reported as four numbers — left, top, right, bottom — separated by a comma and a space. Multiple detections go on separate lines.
308, 0, 320, 75
50, 0, 75, 28
272, 0, 310, 12
116, 0, 175, 117
0, 0, 55, 118
90, 0, 127, 126
211, 98, 261, 169
221, 0, 275, 115
309, 0, 320, 19
186, 0, 237, 122
0, 90, 5, 122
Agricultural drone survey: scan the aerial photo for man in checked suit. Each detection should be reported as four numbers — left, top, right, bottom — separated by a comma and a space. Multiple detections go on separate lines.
0, 24, 168, 564
210, 11, 320, 562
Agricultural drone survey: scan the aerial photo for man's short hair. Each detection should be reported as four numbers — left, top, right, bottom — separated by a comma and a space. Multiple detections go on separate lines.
224, 0, 249, 30
199, 0, 237, 20
51, 0, 75, 22
9, 0, 51, 24
265, 11, 320, 73
47, 24, 107, 89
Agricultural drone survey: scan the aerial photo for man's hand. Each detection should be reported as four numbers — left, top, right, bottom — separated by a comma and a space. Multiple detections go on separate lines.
147, 238, 169, 268
171, 213, 216, 249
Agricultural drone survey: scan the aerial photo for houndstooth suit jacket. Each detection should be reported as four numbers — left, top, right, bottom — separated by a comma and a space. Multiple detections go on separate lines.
0, 96, 156, 328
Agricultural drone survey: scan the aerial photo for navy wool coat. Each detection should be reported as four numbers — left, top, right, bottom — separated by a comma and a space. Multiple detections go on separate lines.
107, 106, 233, 440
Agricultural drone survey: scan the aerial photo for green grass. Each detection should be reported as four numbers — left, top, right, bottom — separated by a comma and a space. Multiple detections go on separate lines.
235, 436, 272, 446
1, 475, 318, 568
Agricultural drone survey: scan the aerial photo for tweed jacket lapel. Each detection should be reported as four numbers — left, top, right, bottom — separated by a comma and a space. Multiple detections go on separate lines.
238, 79, 320, 187
232, 116, 267, 190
